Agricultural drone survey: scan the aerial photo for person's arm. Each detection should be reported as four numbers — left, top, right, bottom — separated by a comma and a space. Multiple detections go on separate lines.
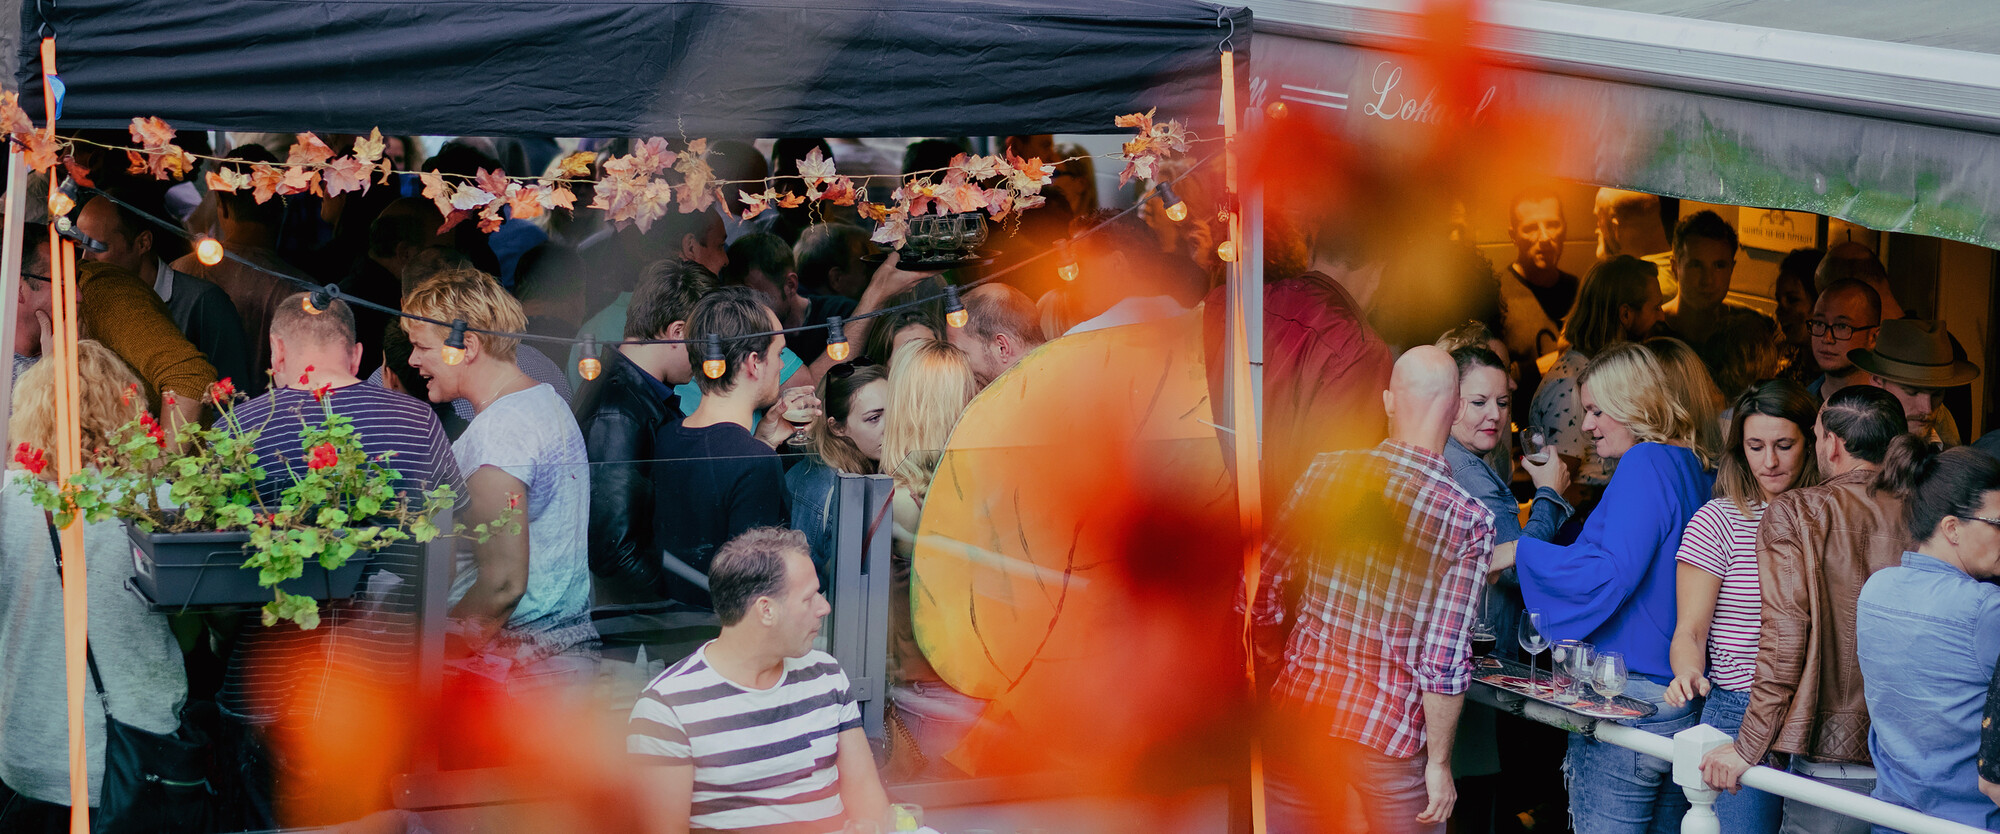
580, 410, 664, 593
635, 764, 694, 834
804, 252, 934, 380
1417, 692, 1463, 824
1666, 563, 1721, 707
1518, 454, 1573, 542
449, 465, 531, 638
1705, 497, 1809, 792
836, 727, 889, 826
1515, 445, 1679, 641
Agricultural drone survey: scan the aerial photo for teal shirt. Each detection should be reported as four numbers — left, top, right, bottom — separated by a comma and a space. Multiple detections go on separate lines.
573, 292, 803, 420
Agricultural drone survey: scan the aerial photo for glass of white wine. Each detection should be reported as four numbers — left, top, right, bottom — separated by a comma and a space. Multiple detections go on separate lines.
1592, 651, 1628, 702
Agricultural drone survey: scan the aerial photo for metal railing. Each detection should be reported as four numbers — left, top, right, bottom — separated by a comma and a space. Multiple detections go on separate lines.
1469, 687, 1989, 834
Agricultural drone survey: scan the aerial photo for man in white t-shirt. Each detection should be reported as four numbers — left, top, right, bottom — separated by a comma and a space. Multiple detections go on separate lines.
628, 528, 888, 833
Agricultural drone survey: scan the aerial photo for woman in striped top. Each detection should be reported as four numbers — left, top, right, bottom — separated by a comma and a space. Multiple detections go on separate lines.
1667, 379, 1822, 834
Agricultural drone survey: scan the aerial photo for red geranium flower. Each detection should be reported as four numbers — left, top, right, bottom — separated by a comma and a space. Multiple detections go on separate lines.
307, 442, 339, 470
298, 364, 316, 386
206, 377, 236, 404
507, 493, 521, 510
12, 442, 48, 475
311, 382, 333, 402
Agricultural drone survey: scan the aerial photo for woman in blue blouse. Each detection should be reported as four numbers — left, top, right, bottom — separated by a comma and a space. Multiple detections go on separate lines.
1488, 341, 1711, 834
1857, 438, 2000, 832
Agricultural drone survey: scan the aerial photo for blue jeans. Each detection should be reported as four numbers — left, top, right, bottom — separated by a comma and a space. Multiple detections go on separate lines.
1266, 737, 1437, 834
1566, 677, 1703, 834
1701, 688, 1782, 834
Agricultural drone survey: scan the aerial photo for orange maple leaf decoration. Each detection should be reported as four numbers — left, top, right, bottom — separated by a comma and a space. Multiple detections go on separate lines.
506, 183, 546, 221
554, 151, 596, 179
351, 128, 386, 165
206, 168, 251, 194
287, 133, 335, 167
323, 155, 373, 197
18, 133, 59, 172
250, 163, 285, 203
128, 116, 175, 150
539, 183, 578, 212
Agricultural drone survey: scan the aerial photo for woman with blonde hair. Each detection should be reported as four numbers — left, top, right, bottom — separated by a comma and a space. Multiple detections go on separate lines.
878, 338, 980, 779
1646, 336, 1728, 467
402, 268, 595, 690
1491, 341, 1711, 832
1529, 255, 1666, 487
1, 342, 186, 823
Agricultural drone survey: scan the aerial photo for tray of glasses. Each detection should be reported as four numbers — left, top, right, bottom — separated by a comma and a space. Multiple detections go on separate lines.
1472, 655, 1657, 721
862, 248, 999, 271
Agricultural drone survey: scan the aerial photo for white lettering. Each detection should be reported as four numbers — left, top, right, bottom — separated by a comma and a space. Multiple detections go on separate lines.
1360, 60, 1498, 127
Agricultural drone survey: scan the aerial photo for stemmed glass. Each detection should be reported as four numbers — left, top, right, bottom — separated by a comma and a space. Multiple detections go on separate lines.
1469, 590, 1498, 659
1592, 651, 1629, 703
1518, 609, 1550, 695
1552, 640, 1594, 705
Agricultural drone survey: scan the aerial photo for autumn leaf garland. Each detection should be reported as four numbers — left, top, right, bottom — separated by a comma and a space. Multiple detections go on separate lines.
0, 97, 1193, 251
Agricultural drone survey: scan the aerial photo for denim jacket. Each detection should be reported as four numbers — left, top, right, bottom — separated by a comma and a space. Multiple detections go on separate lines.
1856, 552, 2000, 831
785, 455, 841, 573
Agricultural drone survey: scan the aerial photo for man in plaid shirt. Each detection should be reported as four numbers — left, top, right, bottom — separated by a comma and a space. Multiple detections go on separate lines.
1251, 346, 1496, 833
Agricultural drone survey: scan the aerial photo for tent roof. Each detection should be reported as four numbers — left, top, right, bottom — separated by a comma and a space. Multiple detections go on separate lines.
1546, 0, 2000, 55
17, 0, 1249, 138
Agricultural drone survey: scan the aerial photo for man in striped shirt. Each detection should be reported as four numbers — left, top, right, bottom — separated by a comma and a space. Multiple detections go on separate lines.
629, 527, 887, 834
1250, 346, 1496, 834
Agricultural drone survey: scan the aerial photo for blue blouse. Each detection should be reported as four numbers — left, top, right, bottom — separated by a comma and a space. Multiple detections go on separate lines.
1517, 442, 1709, 682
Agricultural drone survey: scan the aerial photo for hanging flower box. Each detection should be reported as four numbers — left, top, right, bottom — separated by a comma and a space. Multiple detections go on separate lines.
126, 527, 369, 611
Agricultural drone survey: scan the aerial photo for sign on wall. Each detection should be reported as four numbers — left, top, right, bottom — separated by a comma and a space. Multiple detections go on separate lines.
1737, 206, 1821, 251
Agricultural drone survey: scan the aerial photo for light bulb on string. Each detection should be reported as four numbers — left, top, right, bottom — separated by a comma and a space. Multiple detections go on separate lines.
1265, 101, 1289, 120
1216, 240, 1238, 263
1158, 183, 1188, 222
303, 286, 334, 315
825, 315, 850, 363
943, 285, 969, 329
1055, 239, 1080, 283
194, 235, 225, 266
578, 335, 602, 382
702, 334, 727, 379
442, 320, 468, 366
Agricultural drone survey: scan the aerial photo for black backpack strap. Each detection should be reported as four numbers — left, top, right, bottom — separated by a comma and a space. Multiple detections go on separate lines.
44, 512, 114, 714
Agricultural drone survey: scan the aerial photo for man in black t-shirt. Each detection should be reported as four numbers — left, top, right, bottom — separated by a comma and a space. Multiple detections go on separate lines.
651, 287, 792, 608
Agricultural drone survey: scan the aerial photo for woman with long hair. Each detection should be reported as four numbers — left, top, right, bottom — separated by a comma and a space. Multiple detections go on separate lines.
786, 358, 890, 574
1646, 336, 1728, 467
878, 339, 979, 780
0, 342, 187, 826
1665, 380, 1821, 834
1857, 439, 2000, 830
1492, 342, 1711, 832
1529, 255, 1665, 487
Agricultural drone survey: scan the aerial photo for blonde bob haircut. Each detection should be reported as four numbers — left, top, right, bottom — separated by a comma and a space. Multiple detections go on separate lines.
400, 267, 528, 362
9, 340, 145, 469
878, 339, 975, 502
1577, 342, 1708, 468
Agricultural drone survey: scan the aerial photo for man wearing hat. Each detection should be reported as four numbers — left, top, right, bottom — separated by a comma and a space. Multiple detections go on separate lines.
1850, 319, 1980, 446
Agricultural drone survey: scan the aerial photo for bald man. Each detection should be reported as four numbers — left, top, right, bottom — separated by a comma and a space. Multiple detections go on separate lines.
948, 284, 1047, 389
1593, 188, 1677, 301
1253, 345, 1497, 834
1807, 279, 1882, 398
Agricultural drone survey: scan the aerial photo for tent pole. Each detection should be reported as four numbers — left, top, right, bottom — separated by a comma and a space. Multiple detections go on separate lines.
38, 34, 91, 834
1220, 48, 1268, 834
0, 147, 24, 459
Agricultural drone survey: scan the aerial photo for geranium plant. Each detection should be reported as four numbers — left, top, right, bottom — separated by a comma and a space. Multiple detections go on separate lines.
16, 376, 514, 629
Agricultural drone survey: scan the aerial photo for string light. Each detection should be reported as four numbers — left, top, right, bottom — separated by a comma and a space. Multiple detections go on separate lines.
303, 285, 334, 315
825, 316, 850, 362
702, 334, 727, 379
1055, 239, 1080, 283
1158, 184, 1188, 222
577, 335, 602, 381
194, 235, 225, 266
943, 286, 969, 329
442, 320, 468, 366
1216, 240, 1238, 263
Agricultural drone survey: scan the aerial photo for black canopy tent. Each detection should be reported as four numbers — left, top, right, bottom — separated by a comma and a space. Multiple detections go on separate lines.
16, 0, 1248, 138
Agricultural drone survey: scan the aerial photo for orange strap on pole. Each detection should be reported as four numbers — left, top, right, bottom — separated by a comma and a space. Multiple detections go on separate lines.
40, 34, 91, 834
1220, 48, 1268, 834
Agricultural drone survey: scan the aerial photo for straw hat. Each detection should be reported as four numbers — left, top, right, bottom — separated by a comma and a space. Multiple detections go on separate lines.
1848, 319, 1981, 388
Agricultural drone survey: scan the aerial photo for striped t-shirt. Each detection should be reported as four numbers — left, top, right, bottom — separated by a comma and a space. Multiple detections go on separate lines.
220, 382, 465, 724
628, 644, 862, 834
1675, 498, 1765, 692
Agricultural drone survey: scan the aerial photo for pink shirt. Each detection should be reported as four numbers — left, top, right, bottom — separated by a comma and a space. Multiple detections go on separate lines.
1675, 498, 1765, 692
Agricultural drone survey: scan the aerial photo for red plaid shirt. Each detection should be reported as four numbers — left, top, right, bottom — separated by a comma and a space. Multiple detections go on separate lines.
1251, 440, 1495, 758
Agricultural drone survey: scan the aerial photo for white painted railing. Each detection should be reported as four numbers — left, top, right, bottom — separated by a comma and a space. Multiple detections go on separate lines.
1469, 687, 1990, 834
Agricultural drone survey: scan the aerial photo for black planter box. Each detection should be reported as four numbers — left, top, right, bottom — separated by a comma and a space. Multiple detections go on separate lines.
125, 525, 370, 610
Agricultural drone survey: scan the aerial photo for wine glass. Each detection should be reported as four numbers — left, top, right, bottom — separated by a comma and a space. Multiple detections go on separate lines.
1518, 609, 1550, 694
1592, 651, 1628, 702
1520, 425, 1552, 465
1554, 640, 1595, 705
1469, 590, 1498, 659
783, 405, 814, 447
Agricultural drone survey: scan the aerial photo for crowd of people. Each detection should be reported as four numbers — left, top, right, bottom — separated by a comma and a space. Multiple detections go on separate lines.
1254, 187, 2000, 834
6, 127, 2000, 834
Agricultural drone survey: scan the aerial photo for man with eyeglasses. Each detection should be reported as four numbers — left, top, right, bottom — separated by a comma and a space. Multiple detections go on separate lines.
1806, 279, 1883, 399
12, 222, 214, 432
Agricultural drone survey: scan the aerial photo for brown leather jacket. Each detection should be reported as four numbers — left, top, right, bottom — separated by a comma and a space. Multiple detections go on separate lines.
1736, 467, 1905, 765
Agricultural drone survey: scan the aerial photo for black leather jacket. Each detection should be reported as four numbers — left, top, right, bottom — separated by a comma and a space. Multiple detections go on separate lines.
572, 348, 681, 605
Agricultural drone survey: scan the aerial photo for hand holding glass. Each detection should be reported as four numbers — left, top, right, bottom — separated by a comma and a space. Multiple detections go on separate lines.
1520, 425, 1552, 465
